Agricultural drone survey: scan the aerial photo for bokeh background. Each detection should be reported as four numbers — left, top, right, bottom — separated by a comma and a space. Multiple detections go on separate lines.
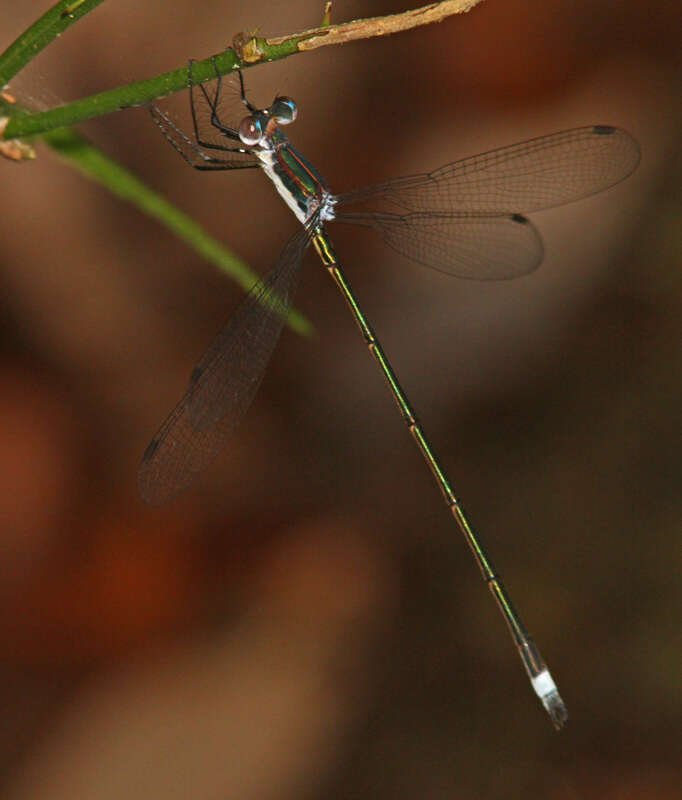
0, 1, 679, 798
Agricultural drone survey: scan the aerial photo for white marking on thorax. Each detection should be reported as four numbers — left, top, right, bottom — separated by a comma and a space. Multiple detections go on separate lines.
257, 150, 337, 225
257, 150, 308, 223
320, 194, 336, 223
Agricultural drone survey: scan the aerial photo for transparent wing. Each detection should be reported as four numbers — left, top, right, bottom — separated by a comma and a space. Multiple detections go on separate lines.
138, 224, 314, 506
335, 211, 543, 279
335, 126, 640, 214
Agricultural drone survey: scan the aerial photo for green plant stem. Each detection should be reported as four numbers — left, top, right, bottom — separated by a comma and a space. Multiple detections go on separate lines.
0, 1, 484, 334
3, 50, 245, 139
42, 126, 312, 336
2, 0, 485, 140
0, 0, 106, 88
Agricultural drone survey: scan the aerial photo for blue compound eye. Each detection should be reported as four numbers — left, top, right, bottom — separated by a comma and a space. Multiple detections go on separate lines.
271, 97, 297, 125
238, 116, 262, 145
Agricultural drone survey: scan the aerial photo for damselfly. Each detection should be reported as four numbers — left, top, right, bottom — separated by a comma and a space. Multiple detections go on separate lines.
139, 59, 640, 728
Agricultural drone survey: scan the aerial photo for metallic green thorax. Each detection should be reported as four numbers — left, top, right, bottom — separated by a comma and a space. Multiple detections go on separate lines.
262, 129, 332, 224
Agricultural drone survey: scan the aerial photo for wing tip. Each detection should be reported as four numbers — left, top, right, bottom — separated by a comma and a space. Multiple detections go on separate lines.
138, 439, 177, 507
141, 437, 161, 463
137, 467, 174, 508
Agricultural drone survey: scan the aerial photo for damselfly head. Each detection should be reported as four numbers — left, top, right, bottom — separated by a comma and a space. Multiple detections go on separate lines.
238, 116, 263, 146
270, 96, 297, 125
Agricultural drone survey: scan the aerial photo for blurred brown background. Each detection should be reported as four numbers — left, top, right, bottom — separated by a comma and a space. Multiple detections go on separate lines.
0, 1, 680, 798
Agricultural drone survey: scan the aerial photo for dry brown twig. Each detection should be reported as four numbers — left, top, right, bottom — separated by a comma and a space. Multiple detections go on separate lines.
262, 1, 485, 55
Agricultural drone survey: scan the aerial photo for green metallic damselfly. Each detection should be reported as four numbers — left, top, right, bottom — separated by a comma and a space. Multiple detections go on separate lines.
139, 60, 640, 728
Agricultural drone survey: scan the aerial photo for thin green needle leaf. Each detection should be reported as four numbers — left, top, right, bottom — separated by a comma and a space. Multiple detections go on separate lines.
0, 1, 106, 87
41, 126, 312, 336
